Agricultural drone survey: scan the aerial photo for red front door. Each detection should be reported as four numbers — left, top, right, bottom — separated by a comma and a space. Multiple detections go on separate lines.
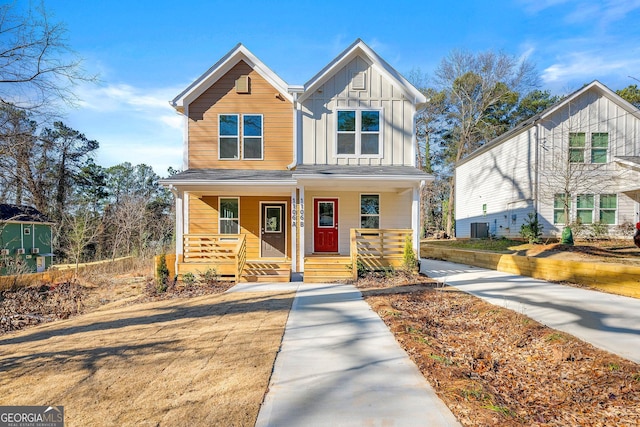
314, 198, 339, 252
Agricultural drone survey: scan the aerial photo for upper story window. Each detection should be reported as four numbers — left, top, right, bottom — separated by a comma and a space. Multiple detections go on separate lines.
219, 114, 263, 160
591, 133, 608, 163
569, 132, 608, 164
569, 132, 585, 163
336, 109, 381, 157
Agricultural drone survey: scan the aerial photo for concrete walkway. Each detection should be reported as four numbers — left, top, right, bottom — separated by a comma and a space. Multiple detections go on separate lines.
421, 259, 640, 364
254, 283, 460, 427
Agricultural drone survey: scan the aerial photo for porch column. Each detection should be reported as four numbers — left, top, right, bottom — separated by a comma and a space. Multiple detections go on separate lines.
412, 185, 420, 255
298, 186, 305, 273
291, 188, 297, 272
175, 189, 184, 273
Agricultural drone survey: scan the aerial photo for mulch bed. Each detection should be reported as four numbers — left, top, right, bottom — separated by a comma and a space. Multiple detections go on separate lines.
357, 273, 640, 426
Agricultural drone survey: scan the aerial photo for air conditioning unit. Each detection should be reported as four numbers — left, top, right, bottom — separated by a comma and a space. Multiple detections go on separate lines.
0, 249, 9, 256
31, 247, 39, 254
16, 248, 25, 255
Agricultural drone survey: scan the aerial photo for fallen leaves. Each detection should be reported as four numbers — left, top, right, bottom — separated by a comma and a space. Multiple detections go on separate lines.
359, 276, 640, 426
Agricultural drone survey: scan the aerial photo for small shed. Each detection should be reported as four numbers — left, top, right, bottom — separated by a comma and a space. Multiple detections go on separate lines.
0, 204, 54, 274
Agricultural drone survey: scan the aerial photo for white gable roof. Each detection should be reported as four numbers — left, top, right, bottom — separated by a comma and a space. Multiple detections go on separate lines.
298, 39, 426, 104
458, 80, 640, 166
171, 43, 292, 112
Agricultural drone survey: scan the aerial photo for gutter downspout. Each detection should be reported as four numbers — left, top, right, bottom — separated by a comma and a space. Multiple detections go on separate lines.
287, 86, 304, 170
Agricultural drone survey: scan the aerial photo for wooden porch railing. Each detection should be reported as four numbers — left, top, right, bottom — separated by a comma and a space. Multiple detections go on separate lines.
349, 228, 413, 280
183, 234, 247, 282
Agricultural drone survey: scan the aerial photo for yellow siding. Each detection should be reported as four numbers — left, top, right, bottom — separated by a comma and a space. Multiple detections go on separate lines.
188, 195, 291, 259
188, 61, 293, 169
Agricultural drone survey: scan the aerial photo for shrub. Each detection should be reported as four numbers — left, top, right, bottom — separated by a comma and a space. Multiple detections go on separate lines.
520, 212, 543, 244
589, 221, 609, 240
402, 234, 418, 271
182, 272, 196, 286
155, 254, 169, 292
198, 268, 218, 285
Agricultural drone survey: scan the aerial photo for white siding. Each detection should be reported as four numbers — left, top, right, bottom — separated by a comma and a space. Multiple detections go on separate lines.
301, 56, 415, 166
304, 190, 412, 254
456, 85, 640, 238
456, 128, 537, 238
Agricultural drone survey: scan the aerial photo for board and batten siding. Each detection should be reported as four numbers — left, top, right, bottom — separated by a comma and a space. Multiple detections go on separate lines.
456, 85, 640, 238
304, 190, 412, 255
188, 60, 293, 170
456, 128, 537, 239
301, 56, 415, 166
188, 194, 291, 260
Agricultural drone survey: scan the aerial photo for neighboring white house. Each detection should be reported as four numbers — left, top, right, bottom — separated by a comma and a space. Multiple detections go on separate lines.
455, 80, 640, 239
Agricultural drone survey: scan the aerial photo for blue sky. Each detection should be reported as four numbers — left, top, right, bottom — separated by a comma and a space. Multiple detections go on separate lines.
42, 0, 640, 176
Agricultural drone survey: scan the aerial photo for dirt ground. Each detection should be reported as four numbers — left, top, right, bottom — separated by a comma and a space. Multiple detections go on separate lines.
0, 288, 294, 426
514, 240, 640, 265
357, 274, 640, 427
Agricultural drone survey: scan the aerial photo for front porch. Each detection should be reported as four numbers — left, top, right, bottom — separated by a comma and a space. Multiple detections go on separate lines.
177, 229, 413, 283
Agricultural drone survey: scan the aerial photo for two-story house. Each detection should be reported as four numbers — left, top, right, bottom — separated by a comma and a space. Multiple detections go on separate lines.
161, 40, 431, 282
0, 204, 54, 274
455, 80, 640, 239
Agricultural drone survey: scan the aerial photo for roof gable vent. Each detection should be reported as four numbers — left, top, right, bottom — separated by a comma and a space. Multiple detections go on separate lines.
236, 75, 250, 93
351, 71, 366, 91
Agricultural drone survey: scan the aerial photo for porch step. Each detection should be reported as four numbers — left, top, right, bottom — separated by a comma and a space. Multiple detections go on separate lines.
241, 261, 291, 283
303, 256, 353, 283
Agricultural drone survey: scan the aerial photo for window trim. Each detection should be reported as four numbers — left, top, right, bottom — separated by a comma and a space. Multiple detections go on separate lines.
218, 113, 264, 160
553, 194, 570, 225
219, 197, 240, 234
218, 114, 240, 160
590, 132, 608, 164
242, 114, 264, 160
335, 108, 383, 158
598, 194, 617, 225
360, 193, 380, 229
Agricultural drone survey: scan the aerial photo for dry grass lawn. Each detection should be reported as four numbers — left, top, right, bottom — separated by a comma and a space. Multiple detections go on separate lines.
0, 289, 294, 426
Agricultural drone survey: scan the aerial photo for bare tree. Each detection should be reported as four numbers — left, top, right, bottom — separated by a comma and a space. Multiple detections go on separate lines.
63, 205, 101, 273
435, 50, 539, 236
0, 2, 94, 113
537, 100, 631, 236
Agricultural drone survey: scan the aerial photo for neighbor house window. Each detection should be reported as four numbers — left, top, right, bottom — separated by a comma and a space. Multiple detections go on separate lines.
569, 132, 585, 163
242, 114, 263, 159
219, 114, 263, 160
553, 194, 570, 224
360, 194, 380, 228
576, 194, 594, 224
219, 198, 239, 234
337, 110, 381, 156
591, 133, 608, 164
599, 194, 617, 224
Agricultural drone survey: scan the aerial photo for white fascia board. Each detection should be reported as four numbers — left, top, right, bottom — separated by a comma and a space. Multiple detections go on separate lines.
4, 220, 55, 225
161, 180, 297, 188
299, 39, 426, 104
171, 44, 292, 110
295, 174, 432, 183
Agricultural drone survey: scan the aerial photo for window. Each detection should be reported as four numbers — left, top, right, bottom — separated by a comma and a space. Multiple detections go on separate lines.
553, 194, 570, 224
591, 133, 608, 164
599, 194, 617, 224
337, 110, 381, 156
219, 198, 239, 234
360, 194, 380, 228
219, 114, 263, 160
576, 194, 594, 224
219, 114, 239, 159
243, 115, 263, 159
569, 133, 585, 163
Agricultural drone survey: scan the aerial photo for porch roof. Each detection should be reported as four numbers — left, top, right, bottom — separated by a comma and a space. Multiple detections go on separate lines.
615, 156, 640, 172
292, 165, 432, 180
160, 169, 296, 187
